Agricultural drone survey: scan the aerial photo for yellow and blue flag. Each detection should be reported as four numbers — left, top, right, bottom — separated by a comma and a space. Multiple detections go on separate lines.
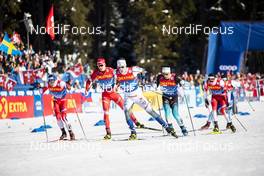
0, 33, 22, 56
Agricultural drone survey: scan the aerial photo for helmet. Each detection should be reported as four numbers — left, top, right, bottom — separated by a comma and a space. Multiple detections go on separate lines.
97, 57, 106, 65
48, 74, 56, 83
117, 59, 127, 68
162, 67, 171, 74
208, 73, 215, 81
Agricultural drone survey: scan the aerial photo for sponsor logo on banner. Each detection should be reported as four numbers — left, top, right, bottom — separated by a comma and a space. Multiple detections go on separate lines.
219, 65, 238, 71
0, 96, 34, 119
42, 93, 82, 116
66, 94, 82, 113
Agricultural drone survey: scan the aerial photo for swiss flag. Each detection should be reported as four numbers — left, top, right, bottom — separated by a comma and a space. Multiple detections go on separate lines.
4, 78, 17, 91
0, 75, 7, 87
22, 70, 35, 84
34, 68, 46, 79
11, 32, 22, 44
46, 5, 55, 40
68, 63, 83, 78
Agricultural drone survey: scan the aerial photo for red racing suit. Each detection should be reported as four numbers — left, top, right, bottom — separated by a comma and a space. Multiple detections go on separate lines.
204, 78, 228, 114
85, 67, 138, 132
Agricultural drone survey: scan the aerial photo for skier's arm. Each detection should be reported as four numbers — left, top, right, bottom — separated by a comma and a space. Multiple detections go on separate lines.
85, 71, 96, 93
65, 80, 72, 90
203, 81, 210, 108
156, 74, 162, 88
113, 69, 119, 92
40, 86, 49, 94
132, 66, 144, 77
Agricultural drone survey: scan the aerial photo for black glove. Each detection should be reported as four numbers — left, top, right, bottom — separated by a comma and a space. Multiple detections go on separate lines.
205, 98, 209, 108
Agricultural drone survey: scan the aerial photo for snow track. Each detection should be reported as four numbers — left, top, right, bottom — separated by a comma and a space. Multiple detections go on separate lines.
0, 101, 263, 176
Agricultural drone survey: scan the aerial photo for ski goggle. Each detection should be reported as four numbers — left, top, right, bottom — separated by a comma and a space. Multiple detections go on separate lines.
208, 76, 215, 81
48, 80, 55, 84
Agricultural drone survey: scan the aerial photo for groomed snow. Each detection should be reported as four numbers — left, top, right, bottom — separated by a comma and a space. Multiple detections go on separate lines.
0, 101, 263, 176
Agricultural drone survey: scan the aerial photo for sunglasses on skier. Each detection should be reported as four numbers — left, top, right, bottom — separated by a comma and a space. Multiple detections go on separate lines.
98, 64, 104, 67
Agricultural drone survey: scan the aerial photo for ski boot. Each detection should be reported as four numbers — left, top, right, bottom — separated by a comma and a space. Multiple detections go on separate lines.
211, 121, 221, 134
180, 126, 188, 136
166, 126, 178, 138
200, 121, 211, 130
104, 128, 112, 140
104, 134, 111, 140
135, 122, 145, 128
60, 128, 67, 140
128, 131, 137, 140
226, 122, 236, 133
69, 130, 75, 140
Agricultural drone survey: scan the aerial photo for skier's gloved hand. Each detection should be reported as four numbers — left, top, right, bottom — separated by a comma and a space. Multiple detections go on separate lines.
177, 87, 184, 98
39, 87, 48, 95
84, 89, 90, 96
180, 80, 185, 86
67, 89, 74, 94
205, 98, 209, 108
39, 88, 43, 95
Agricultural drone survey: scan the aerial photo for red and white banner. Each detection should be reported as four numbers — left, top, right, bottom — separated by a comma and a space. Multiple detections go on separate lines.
5, 78, 17, 91
0, 75, 6, 87
22, 70, 35, 84
43, 93, 82, 116
34, 68, 46, 79
67, 63, 83, 78
0, 75, 17, 91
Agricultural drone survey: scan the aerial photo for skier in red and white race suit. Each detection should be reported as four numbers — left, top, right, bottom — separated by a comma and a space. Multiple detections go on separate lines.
115, 59, 178, 139
85, 58, 143, 140
42, 74, 75, 140
203, 74, 236, 133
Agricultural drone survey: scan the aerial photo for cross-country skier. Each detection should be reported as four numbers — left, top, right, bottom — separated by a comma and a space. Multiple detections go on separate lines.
85, 58, 143, 140
156, 67, 188, 136
224, 73, 240, 115
203, 73, 236, 133
115, 59, 178, 139
42, 74, 75, 140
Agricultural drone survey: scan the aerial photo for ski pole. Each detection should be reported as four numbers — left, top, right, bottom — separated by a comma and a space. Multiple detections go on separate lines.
156, 95, 165, 134
40, 93, 49, 142
183, 92, 196, 136
233, 114, 247, 132
69, 93, 88, 140
245, 98, 255, 112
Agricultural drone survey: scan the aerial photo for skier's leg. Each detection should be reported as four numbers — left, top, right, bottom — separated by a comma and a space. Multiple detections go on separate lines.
162, 96, 173, 125
134, 96, 168, 128
60, 99, 75, 140
211, 96, 219, 132
170, 102, 187, 135
54, 100, 66, 139
132, 95, 177, 137
112, 92, 142, 126
102, 92, 111, 138
220, 96, 236, 132
123, 96, 137, 139
171, 102, 183, 126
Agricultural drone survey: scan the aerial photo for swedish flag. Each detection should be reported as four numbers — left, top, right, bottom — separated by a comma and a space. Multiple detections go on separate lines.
0, 33, 22, 56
